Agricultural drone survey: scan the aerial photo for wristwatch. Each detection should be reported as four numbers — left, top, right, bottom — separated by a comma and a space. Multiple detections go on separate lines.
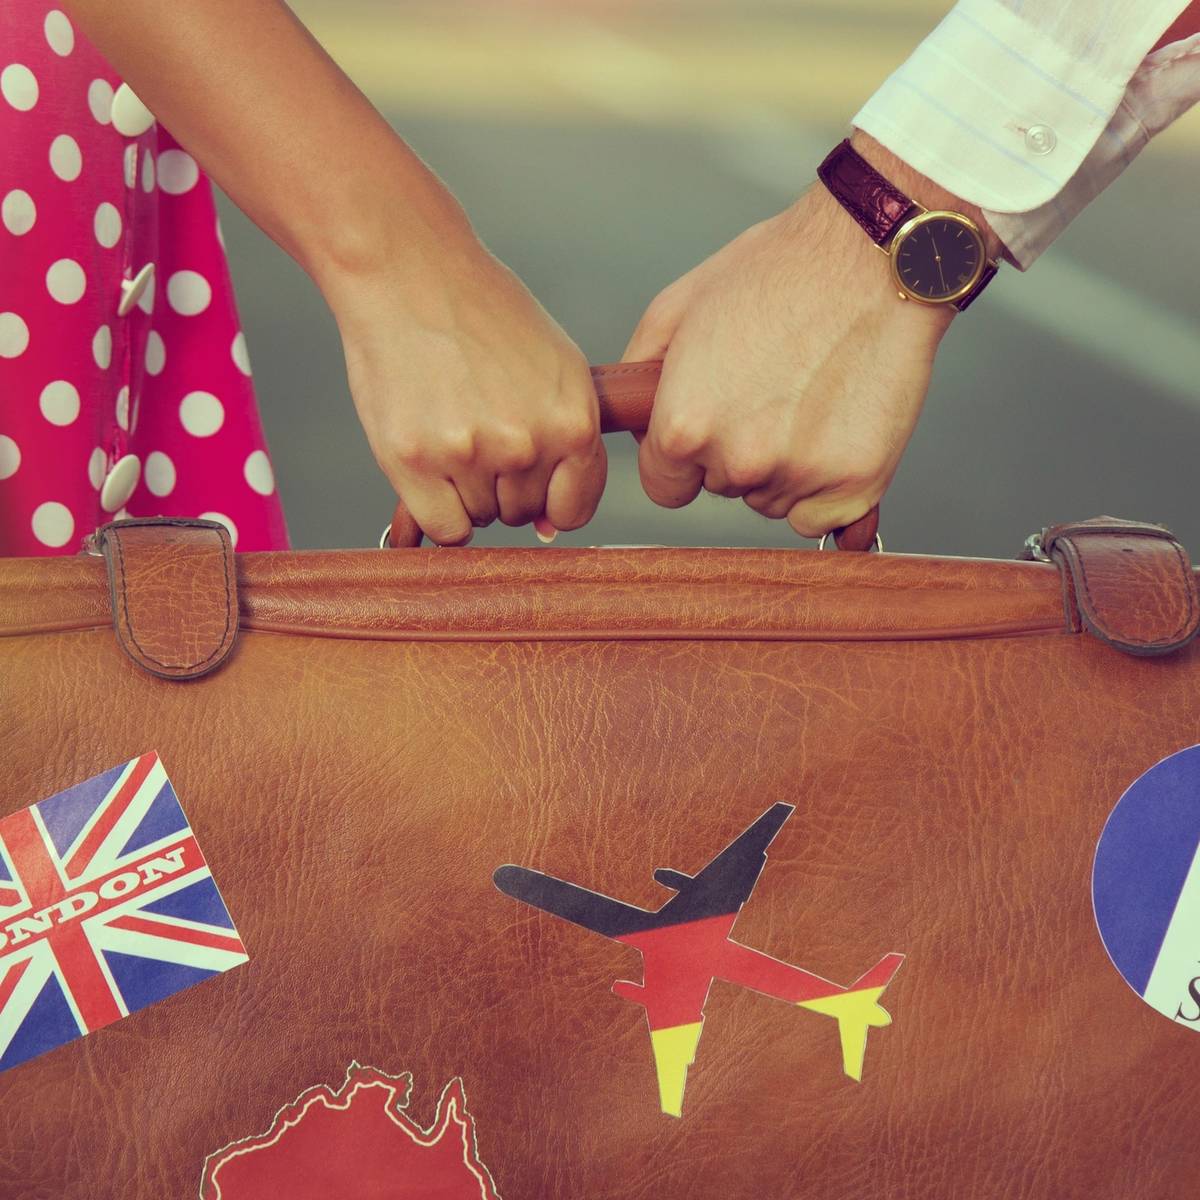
817, 138, 998, 312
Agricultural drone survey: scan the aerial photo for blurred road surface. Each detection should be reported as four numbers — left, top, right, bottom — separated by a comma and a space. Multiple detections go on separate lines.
217, 0, 1200, 557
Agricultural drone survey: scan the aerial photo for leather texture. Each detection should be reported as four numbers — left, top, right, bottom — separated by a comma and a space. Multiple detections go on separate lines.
817, 138, 918, 246
2, 518, 1200, 1199
99, 518, 238, 680
953, 261, 998, 312
386, 361, 882, 552
1042, 516, 1200, 656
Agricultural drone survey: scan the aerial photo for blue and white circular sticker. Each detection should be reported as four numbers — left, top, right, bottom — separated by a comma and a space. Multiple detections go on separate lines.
1094, 744, 1200, 1029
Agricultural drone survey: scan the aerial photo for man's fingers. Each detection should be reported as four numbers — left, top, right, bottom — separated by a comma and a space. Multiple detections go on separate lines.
741, 483, 796, 520
638, 426, 706, 509
544, 441, 608, 532
398, 476, 475, 546
623, 284, 688, 362
623, 319, 671, 365
742, 469, 823, 520
785, 494, 877, 541
635, 350, 709, 508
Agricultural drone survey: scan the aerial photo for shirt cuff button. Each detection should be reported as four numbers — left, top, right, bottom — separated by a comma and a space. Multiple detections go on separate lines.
1025, 124, 1057, 155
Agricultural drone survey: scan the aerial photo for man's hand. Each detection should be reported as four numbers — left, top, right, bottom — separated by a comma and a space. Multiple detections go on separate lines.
623, 131, 1001, 538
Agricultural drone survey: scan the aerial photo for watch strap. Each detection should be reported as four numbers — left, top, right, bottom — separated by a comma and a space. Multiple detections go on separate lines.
952, 262, 998, 312
817, 138, 918, 247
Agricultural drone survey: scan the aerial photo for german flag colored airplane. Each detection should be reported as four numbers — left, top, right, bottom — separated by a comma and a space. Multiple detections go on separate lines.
494, 803, 904, 1117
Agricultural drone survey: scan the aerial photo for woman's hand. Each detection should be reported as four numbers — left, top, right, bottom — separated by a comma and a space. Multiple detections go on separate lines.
324, 242, 606, 546
55, 0, 606, 546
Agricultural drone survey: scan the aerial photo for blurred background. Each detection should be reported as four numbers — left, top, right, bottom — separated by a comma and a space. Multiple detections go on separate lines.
218, 0, 1200, 558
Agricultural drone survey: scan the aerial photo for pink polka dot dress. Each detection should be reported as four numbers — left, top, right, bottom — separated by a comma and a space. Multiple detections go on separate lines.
0, 5, 290, 555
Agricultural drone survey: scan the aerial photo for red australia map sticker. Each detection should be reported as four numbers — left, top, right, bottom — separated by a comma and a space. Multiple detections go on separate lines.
200, 1062, 501, 1200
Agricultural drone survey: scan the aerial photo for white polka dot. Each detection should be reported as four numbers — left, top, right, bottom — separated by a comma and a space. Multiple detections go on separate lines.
49, 134, 81, 181
244, 450, 275, 495
44, 11, 74, 56
157, 149, 199, 195
167, 270, 211, 316
0, 312, 29, 358
231, 331, 252, 376
115, 385, 130, 431
179, 390, 224, 437
0, 435, 19, 479
144, 450, 175, 497
1, 64, 38, 112
144, 330, 165, 375
39, 380, 80, 426
137, 269, 155, 315
46, 258, 86, 304
88, 446, 107, 489
87, 78, 113, 124
32, 501, 74, 548
141, 149, 155, 193
92, 324, 111, 369
93, 202, 121, 248
2, 189, 35, 236
199, 511, 237, 548
215, 216, 225, 250
123, 144, 137, 188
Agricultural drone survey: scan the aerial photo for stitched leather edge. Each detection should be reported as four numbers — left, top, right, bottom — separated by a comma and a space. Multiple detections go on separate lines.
100, 518, 238, 679
1043, 519, 1177, 549
817, 138, 917, 246
114, 526, 233, 671
1051, 530, 1199, 656
953, 262, 998, 312
1053, 557, 1082, 636
591, 363, 661, 380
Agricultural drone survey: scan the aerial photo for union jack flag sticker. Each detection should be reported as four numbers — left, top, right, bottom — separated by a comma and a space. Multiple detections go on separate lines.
0, 752, 248, 1073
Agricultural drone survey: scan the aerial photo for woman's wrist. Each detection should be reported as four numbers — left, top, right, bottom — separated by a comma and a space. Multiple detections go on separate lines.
301, 145, 488, 316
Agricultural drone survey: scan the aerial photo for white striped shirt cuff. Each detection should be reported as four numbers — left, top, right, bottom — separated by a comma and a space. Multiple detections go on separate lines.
851, 0, 1194, 268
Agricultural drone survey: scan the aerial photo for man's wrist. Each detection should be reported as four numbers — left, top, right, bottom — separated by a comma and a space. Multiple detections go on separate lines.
848, 129, 1007, 262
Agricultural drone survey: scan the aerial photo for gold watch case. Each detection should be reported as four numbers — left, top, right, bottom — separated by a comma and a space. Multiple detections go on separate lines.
884, 208, 988, 306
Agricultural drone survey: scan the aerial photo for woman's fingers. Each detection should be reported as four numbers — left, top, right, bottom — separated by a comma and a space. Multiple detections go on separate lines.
496, 464, 554, 527
451, 469, 500, 528
544, 441, 608, 532
397, 475, 476, 546
336, 240, 612, 545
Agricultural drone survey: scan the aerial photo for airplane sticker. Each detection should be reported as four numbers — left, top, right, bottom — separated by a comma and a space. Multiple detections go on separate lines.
494, 803, 904, 1117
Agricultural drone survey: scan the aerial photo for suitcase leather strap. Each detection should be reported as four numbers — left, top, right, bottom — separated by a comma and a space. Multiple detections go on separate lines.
1040, 516, 1200, 656
89, 514, 1198, 678
97, 518, 239, 680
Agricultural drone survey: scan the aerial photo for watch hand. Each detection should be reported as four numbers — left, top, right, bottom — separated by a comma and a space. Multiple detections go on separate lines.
931, 233, 948, 291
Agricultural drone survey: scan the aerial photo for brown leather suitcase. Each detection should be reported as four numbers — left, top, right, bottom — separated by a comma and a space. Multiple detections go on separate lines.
2, 373, 1200, 1198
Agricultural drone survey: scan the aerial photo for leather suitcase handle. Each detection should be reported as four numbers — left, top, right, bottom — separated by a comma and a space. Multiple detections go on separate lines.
386, 361, 881, 551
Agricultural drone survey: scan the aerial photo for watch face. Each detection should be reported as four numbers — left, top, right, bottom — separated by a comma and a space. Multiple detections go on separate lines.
892, 212, 985, 304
